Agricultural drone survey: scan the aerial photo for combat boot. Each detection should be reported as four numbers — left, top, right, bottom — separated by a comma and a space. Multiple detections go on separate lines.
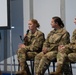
15, 71, 27, 75
15, 62, 27, 75
50, 65, 62, 75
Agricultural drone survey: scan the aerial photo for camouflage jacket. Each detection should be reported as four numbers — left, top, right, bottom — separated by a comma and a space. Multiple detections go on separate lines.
65, 29, 76, 51
71, 29, 76, 43
24, 29, 45, 52
43, 28, 70, 51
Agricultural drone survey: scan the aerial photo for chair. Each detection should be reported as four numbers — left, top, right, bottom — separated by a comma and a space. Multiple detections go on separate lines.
48, 59, 73, 75
69, 62, 74, 75
18, 58, 51, 75
47, 59, 56, 75
18, 59, 34, 75
51, 59, 56, 72
29, 59, 34, 75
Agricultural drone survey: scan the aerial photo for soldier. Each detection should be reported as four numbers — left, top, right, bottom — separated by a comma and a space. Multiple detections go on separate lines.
68, 18, 76, 62
15, 19, 45, 75
50, 18, 76, 75
34, 16, 70, 75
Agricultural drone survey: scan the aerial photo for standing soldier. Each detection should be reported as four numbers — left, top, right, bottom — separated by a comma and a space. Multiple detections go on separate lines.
50, 18, 76, 75
16, 19, 45, 75
34, 16, 70, 75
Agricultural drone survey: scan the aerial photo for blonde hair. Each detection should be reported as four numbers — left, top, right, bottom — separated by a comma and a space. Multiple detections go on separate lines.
30, 19, 40, 28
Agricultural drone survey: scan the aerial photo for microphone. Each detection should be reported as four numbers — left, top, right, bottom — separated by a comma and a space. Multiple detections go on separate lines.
20, 29, 29, 42
23, 29, 29, 41
20, 35, 23, 42
26, 29, 29, 35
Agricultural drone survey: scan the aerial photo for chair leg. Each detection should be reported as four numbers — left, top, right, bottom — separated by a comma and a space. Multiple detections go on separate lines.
69, 63, 73, 75
32, 61, 34, 75
18, 63, 20, 71
47, 61, 55, 75
30, 60, 34, 75
53, 62, 55, 72
48, 62, 55, 75
48, 67, 50, 75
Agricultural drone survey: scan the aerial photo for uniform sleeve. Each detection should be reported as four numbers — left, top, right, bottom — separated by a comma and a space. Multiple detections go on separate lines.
59, 32, 70, 45
71, 29, 76, 43
43, 32, 58, 51
25, 33, 45, 52
43, 33, 50, 48
65, 30, 76, 50
48, 32, 70, 51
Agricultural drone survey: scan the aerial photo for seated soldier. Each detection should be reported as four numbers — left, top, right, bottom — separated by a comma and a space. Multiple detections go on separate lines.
34, 16, 70, 75
50, 17, 76, 75
16, 19, 45, 75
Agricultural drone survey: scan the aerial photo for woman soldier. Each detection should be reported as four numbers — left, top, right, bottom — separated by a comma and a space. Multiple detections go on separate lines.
34, 16, 70, 75
16, 19, 45, 75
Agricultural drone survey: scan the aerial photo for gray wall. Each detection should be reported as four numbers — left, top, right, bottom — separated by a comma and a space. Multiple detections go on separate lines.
0, 0, 23, 72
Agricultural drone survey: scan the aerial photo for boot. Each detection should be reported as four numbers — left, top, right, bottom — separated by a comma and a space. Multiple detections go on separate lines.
15, 62, 27, 75
50, 65, 62, 75
63, 63, 72, 75
15, 71, 27, 75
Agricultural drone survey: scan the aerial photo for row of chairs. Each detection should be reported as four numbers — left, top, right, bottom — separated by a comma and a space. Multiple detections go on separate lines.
18, 59, 74, 75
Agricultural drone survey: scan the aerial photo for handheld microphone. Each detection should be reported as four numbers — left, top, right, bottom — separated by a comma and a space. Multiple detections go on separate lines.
20, 35, 23, 42
23, 29, 29, 41
26, 29, 29, 35
19, 29, 29, 42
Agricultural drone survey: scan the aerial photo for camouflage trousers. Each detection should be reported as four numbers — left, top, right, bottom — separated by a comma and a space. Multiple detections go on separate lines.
35, 50, 72, 75
68, 44, 76, 62
34, 51, 57, 75
57, 52, 76, 66
17, 48, 37, 74
68, 53, 76, 62
57, 47, 74, 75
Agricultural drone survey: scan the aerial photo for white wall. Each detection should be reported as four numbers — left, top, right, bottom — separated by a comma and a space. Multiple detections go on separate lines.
33, 0, 61, 38
0, 0, 7, 27
23, 0, 31, 34
65, 0, 76, 38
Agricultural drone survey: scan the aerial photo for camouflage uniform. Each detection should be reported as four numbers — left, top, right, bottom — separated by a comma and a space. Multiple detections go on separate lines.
16, 30, 45, 75
34, 28, 70, 75
68, 29, 76, 62
56, 29, 76, 75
